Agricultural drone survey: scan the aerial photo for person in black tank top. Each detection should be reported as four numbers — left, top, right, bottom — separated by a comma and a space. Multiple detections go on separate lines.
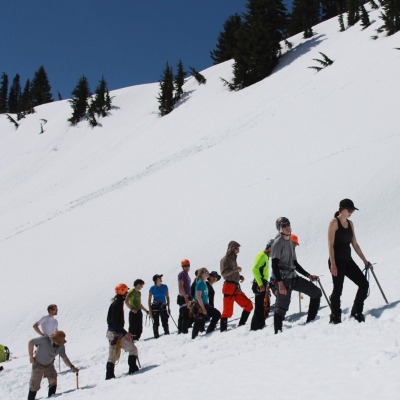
328, 199, 372, 324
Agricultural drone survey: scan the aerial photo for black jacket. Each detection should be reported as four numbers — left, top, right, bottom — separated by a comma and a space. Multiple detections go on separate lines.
107, 295, 127, 335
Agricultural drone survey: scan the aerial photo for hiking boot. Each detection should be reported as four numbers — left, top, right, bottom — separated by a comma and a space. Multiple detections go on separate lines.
27, 391, 37, 400
306, 297, 320, 323
329, 314, 342, 324
48, 385, 57, 397
238, 310, 251, 327
128, 355, 139, 375
106, 362, 115, 380
274, 314, 283, 334
351, 312, 365, 323
220, 318, 228, 332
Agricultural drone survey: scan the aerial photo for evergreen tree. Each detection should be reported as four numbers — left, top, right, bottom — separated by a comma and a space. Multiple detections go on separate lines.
18, 79, 34, 119
174, 60, 186, 102
89, 76, 112, 118
232, 0, 288, 90
360, 5, 371, 29
347, 0, 361, 26
369, 0, 379, 9
289, 0, 320, 38
68, 75, 91, 125
380, 0, 400, 35
157, 63, 175, 116
31, 65, 53, 107
338, 12, 346, 31
321, 0, 341, 21
8, 74, 22, 114
189, 67, 206, 85
0, 73, 9, 113
210, 14, 243, 64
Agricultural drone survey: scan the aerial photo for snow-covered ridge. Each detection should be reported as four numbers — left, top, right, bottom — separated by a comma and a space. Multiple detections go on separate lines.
1, 8, 399, 400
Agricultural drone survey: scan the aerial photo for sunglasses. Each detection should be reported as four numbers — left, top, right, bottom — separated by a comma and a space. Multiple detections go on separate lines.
281, 223, 291, 228
182, 265, 190, 268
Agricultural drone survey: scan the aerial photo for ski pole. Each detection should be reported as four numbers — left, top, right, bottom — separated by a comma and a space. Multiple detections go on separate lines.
317, 279, 332, 311
76, 371, 79, 389
168, 311, 179, 329
369, 266, 389, 304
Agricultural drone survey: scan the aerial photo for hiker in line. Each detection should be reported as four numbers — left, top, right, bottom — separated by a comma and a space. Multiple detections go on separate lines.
177, 259, 192, 334
148, 274, 170, 338
190, 269, 199, 298
272, 218, 322, 334
192, 268, 221, 338
106, 283, 139, 379
328, 199, 371, 324
250, 240, 273, 331
27, 330, 78, 400
220, 241, 253, 332
207, 270, 221, 308
125, 279, 149, 341
33, 304, 59, 336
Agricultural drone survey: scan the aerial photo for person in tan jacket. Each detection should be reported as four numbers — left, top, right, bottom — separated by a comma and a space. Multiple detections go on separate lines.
220, 241, 253, 332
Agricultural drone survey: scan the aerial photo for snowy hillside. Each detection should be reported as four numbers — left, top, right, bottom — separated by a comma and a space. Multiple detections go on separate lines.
1, 7, 400, 400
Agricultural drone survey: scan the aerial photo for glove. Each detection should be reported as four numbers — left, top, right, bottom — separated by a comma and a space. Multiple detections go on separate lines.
70, 365, 79, 373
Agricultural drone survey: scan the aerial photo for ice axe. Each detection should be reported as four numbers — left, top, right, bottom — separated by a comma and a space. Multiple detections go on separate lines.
366, 263, 388, 304
76, 371, 79, 389
317, 278, 332, 311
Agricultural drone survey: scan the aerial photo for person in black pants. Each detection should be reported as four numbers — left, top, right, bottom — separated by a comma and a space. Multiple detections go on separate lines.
125, 279, 149, 340
328, 199, 372, 324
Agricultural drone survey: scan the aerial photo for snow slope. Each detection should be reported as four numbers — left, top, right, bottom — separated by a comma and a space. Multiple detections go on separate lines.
1, 7, 400, 400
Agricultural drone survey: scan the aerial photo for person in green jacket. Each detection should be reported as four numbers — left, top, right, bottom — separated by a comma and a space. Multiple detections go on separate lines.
250, 240, 273, 331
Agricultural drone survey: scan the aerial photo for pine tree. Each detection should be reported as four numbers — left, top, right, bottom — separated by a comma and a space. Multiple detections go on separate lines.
369, 0, 379, 10
68, 75, 91, 125
338, 12, 346, 31
0, 73, 9, 113
380, 0, 400, 35
232, 0, 288, 90
360, 5, 371, 29
189, 67, 206, 85
210, 14, 243, 64
174, 60, 186, 103
8, 74, 22, 114
89, 76, 112, 118
347, 0, 361, 26
31, 66, 53, 107
289, 0, 320, 38
321, 0, 341, 21
157, 63, 175, 116
18, 79, 34, 119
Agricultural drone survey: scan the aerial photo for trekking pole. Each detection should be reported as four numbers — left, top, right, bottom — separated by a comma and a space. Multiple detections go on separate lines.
137, 355, 141, 369
76, 371, 79, 389
368, 265, 389, 304
58, 355, 61, 373
168, 311, 179, 329
317, 278, 332, 311
299, 292, 302, 313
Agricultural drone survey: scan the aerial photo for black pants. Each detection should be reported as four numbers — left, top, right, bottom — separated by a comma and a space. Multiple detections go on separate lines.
329, 258, 369, 317
192, 304, 221, 338
128, 310, 143, 340
177, 295, 191, 334
250, 281, 269, 330
151, 303, 169, 337
274, 276, 322, 321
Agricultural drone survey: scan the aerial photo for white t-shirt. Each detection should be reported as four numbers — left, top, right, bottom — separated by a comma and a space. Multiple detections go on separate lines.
37, 315, 58, 335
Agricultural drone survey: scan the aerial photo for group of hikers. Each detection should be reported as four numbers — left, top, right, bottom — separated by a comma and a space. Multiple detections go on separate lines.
26, 198, 373, 398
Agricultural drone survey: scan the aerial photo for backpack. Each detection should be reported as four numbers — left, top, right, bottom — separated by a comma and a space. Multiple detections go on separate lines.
0, 345, 10, 363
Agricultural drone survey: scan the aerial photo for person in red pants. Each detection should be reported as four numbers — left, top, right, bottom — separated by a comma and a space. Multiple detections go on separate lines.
220, 241, 253, 331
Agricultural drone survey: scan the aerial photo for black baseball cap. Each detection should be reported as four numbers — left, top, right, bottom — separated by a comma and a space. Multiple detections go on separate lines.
152, 274, 163, 283
339, 198, 359, 211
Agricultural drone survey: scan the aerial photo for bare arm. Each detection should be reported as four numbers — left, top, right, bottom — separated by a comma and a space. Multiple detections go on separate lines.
148, 293, 153, 316
28, 340, 36, 364
196, 290, 207, 314
62, 356, 79, 372
32, 322, 44, 336
350, 221, 369, 265
178, 280, 190, 304
328, 218, 338, 276
124, 296, 133, 311
166, 290, 170, 312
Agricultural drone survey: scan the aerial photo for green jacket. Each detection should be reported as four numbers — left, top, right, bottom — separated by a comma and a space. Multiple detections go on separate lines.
252, 251, 269, 286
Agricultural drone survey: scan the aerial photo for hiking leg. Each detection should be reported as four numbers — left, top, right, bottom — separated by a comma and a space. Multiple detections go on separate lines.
27, 391, 37, 400
48, 385, 57, 397
250, 293, 265, 330
274, 314, 283, 334
220, 317, 228, 332
128, 355, 139, 375
238, 310, 251, 326
106, 362, 115, 380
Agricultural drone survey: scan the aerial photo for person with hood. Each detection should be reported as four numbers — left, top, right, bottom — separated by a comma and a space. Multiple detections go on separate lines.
27, 330, 78, 399
219, 241, 253, 332
272, 218, 322, 334
106, 283, 139, 379
250, 240, 273, 331
328, 199, 371, 324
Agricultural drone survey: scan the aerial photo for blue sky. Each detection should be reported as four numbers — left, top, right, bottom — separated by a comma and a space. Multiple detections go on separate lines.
1, 0, 256, 98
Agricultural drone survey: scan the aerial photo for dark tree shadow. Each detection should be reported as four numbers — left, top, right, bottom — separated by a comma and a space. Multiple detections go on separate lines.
174, 90, 196, 109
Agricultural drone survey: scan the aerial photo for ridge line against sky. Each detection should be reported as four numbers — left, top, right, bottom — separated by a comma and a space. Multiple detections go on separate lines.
1, 1, 256, 99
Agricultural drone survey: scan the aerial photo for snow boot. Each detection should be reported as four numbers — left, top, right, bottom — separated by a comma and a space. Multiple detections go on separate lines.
274, 314, 283, 334
329, 313, 342, 324
48, 385, 57, 397
238, 310, 251, 327
27, 391, 37, 400
206, 320, 218, 333
105, 362, 115, 380
153, 325, 160, 339
306, 297, 321, 323
163, 325, 170, 335
351, 311, 365, 323
128, 355, 139, 375
220, 318, 228, 332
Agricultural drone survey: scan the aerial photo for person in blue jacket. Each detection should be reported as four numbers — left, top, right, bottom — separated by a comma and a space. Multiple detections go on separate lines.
148, 274, 171, 338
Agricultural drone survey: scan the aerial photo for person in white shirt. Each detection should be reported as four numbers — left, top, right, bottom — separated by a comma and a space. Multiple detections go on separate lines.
33, 304, 59, 336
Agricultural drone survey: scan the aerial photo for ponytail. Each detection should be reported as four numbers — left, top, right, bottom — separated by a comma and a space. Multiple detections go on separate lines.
334, 211, 339, 217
